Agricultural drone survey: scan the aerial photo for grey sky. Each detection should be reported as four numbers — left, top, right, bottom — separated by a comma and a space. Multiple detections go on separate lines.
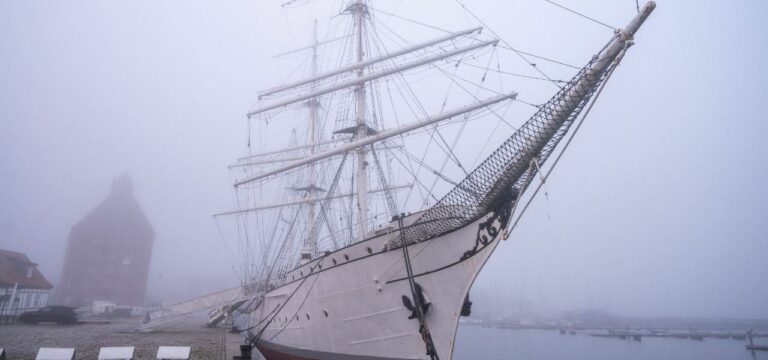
1, 0, 766, 319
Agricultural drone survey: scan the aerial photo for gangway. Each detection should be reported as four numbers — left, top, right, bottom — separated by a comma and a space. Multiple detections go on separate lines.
137, 286, 261, 333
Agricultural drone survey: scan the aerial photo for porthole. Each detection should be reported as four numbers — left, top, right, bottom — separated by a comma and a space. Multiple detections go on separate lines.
366, 247, 373, 254
296, 315, 299, 321
306, 313, 311, 320
300, 271, 303, 276
332, 258, 337, 265
323, 309, 329, 317
344, 254, 350, 261
318, 264, 322, 270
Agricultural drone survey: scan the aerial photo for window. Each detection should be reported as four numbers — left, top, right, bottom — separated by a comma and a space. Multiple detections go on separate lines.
306, 313, 310, 320
26, 266, 34, 278
332, 258, 337, 265
344, 254, 350, 261
323, 309, 329, 317
366, 247, 373, 255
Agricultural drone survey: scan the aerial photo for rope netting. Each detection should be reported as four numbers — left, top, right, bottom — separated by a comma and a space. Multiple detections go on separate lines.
398, 48, 619, 245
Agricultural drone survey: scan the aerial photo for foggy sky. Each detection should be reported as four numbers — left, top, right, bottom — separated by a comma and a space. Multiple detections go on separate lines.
1, 0, 766, 319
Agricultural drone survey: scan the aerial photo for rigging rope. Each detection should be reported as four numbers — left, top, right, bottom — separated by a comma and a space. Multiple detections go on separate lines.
454, 0, 563, 88
543, 0, 617, 30
458, 60, 567, 83
496, 45, 580, 70
394, 146, 460, 187
248, 257, 325, 342
372, 20, 473, 177
370, 146, 399, 217
306, 152, 349, 250
367, 25, 466, 206
368, 6, 452, 34
507, 43, 629, 232
388, 147, 440, 204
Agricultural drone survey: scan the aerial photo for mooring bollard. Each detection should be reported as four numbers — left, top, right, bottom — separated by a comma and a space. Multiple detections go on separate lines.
233, 344, 252, 360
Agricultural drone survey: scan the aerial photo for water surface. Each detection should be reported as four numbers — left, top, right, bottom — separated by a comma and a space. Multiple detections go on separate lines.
454, 325, 768, 360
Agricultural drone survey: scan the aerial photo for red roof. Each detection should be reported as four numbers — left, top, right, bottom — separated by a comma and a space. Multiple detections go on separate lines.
0, 249, 53, 289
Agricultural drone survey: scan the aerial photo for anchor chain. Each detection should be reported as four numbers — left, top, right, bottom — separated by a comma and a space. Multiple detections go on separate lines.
396, 214, 440, 360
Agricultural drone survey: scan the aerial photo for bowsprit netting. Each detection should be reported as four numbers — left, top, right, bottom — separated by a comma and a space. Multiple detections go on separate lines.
399, 43, 619, 245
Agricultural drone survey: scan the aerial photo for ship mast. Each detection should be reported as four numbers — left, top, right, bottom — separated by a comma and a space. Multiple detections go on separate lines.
351, 0, 369, 241
232, 0, 517, 244
302, 20, 321, 259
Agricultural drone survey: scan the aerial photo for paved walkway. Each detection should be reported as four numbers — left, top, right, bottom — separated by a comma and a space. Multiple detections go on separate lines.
0, 316, 226, 359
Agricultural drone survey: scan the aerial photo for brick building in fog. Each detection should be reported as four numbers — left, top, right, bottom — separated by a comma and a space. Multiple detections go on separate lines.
55, 175, 154, 307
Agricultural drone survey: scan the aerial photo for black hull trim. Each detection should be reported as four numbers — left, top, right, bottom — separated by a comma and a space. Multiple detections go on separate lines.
256, 339, 413, 360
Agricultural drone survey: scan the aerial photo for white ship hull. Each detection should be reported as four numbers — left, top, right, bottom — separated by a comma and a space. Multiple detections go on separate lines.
232, 3, 657, 359
245, 204, 512, 360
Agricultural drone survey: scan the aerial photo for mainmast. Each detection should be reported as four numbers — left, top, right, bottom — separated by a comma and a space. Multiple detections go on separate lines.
232, 0, 514, 244
351, 0, 369, 241
302, 20, 321, 260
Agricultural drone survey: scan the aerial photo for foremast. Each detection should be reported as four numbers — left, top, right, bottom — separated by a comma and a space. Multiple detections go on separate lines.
302, 20, 322, 261
350, 0, 370, 242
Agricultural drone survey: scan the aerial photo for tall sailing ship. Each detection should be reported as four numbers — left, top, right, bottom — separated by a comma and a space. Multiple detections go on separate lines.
213, 1, 656, 359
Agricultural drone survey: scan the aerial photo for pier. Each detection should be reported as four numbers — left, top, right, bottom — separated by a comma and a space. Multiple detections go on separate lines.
585, 329, 766, 342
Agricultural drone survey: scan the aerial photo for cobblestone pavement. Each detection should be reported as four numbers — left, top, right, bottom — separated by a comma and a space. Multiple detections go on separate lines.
0, 315, 225, 360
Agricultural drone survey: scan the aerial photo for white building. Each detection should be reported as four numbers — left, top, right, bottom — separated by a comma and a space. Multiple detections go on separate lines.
0, 249, 53, 320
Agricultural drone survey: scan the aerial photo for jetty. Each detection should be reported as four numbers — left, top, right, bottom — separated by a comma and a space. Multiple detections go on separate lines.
590, 329, 643, 341
747, 330, 768, 351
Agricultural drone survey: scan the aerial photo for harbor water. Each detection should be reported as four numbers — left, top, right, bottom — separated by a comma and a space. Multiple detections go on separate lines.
454, 325, 768, 360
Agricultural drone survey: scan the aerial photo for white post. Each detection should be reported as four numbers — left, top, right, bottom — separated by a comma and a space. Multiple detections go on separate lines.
8, 283, 17, 316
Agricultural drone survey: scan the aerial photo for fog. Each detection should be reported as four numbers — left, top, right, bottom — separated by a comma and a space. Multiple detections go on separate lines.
1, 0, 766, 320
